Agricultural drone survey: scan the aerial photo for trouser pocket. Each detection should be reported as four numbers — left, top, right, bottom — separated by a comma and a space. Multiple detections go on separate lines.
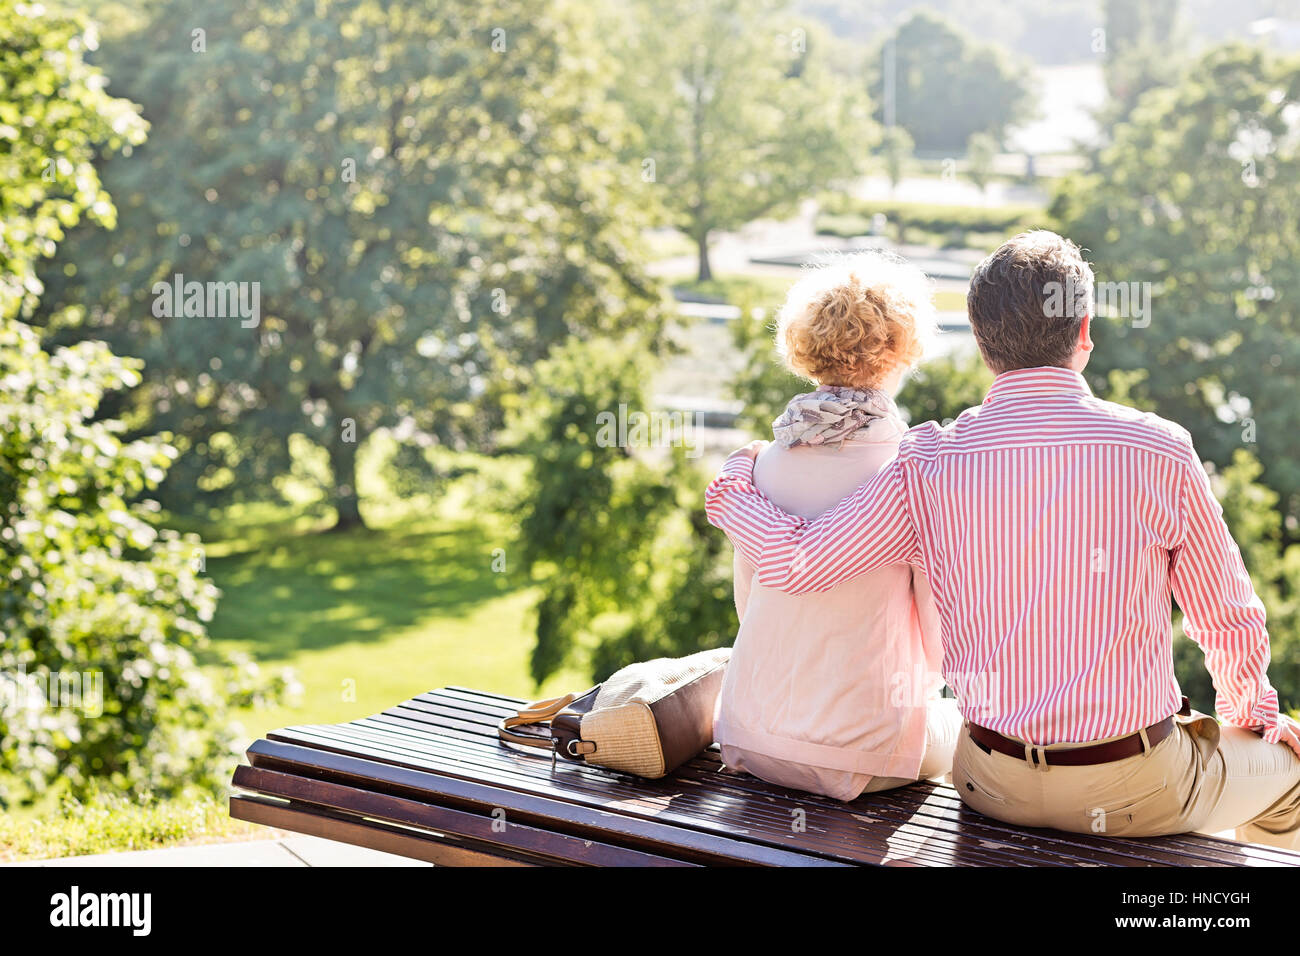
951, 734, 1014, 821
1053, 727, 1195, 837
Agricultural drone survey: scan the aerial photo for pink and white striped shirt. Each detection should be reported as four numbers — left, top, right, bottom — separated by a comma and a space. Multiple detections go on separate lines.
706, 366, 1280, 746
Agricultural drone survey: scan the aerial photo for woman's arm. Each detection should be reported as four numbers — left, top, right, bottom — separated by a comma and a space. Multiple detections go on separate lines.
733, 551, 756, 621
910, 565, 945, 695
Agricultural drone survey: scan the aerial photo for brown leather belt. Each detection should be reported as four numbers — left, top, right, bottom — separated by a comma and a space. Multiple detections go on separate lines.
968, 698, 1189, 767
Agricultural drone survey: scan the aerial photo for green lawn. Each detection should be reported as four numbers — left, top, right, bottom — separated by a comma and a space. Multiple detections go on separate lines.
201, 455, 591, 737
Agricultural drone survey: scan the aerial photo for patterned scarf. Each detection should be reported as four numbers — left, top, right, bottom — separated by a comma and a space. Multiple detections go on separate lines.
771, 385, 907, 448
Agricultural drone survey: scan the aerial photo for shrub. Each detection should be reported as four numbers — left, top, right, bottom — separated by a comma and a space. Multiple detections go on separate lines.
0, 2, 291, 807
0, 318, 294, 806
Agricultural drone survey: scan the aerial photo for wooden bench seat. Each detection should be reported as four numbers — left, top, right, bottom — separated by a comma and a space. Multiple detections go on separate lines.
230, 686, 1300, 867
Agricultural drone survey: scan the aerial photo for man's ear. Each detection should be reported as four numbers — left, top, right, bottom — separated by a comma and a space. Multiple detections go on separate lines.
1078, 313, 1093, 352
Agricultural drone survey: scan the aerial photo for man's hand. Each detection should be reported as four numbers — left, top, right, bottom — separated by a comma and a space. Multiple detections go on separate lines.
728, 439, 767, 462
1274, 714, 1300, 758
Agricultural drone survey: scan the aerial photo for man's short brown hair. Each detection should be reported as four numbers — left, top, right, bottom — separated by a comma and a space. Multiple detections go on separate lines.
967, 230, 1094, 373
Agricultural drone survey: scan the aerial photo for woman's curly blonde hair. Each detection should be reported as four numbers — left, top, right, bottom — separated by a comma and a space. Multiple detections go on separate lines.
775, 251, 937, 390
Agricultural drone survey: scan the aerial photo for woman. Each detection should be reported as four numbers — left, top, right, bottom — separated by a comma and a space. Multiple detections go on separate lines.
716, 252, 960, 802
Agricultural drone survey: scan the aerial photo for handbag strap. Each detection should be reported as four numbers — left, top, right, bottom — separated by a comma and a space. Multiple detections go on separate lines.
497, 692, 578, 749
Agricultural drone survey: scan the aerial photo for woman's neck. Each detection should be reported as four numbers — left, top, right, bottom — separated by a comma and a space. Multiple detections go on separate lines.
818, 368, 905, 397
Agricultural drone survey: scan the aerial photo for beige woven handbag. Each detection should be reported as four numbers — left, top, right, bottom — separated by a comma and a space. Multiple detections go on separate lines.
497, 647, 730, 779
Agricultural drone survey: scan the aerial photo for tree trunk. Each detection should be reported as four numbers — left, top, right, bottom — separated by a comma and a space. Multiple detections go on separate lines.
696, 231, 712, 283
327, 432, 365, 531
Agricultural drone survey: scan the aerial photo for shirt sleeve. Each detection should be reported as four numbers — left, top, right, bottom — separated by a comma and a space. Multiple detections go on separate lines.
704, 449, 921, 594
1170, 442, 1279, 742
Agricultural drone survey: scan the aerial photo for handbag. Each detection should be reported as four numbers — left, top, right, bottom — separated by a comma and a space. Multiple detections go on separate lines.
497, 647, 730, 779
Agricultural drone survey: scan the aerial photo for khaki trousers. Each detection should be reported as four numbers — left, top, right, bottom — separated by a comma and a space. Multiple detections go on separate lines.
951, 710, 1300, 849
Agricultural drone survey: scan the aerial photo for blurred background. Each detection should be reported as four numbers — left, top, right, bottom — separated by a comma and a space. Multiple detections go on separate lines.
2, 0, 1299, 858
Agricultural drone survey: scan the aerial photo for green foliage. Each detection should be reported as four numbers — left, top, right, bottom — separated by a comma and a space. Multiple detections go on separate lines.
1051, 44, 1300, 525
1100, 0, 1188, 123
871, 10, 1035, 153
965, 131, 999, 195
611, 0, 874, 280
38, 0, 663, 528
0, 1, 288, 807
896, 351, 994, 426
726, 289, 808, 437
0, 2, 145, 323
515, 337, 734, 684
878, 125, 914, 194
1173, 451, 1300, 714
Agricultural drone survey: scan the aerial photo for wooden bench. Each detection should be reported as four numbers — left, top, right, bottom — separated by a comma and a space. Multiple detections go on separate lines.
230, 685, 1300, 867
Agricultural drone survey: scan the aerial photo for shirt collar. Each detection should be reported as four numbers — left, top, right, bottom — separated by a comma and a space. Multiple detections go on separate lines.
983, 366, 1092, 405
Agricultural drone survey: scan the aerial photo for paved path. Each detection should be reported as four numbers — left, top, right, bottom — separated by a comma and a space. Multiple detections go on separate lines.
7, 834, 429, 867
6, 830, 1245, 866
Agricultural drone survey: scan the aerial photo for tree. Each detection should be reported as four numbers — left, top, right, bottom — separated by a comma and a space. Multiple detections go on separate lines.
1099, 0, 1188, 125
515, 338, 735, 684
723, 283, 809, 436
1051, 45, 1300, 528
879, 124, 914, 197
965, 131, 998, 198
38, 0, 662, 529
611, 0, 873, 281
896, 351, 994, 425
871, 10, 1035, 154
0, 2, 287, 806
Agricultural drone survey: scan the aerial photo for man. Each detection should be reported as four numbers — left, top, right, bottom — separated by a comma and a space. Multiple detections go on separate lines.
705, 230, 1300, 847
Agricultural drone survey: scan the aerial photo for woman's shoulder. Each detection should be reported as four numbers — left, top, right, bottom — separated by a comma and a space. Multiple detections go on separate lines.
760, 436, 901, 467
755, 439, 900, 517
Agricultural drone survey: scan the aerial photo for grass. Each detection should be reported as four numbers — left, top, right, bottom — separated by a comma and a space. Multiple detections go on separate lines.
0, 792, 269, 863
644, 227, 696, 261
201, 452, 592, 734
671, 274, 794, 306
934, 290, 967, 312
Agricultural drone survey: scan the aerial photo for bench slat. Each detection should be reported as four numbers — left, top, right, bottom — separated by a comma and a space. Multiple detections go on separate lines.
230, 795, 539, 866
232, 766, 695, 866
